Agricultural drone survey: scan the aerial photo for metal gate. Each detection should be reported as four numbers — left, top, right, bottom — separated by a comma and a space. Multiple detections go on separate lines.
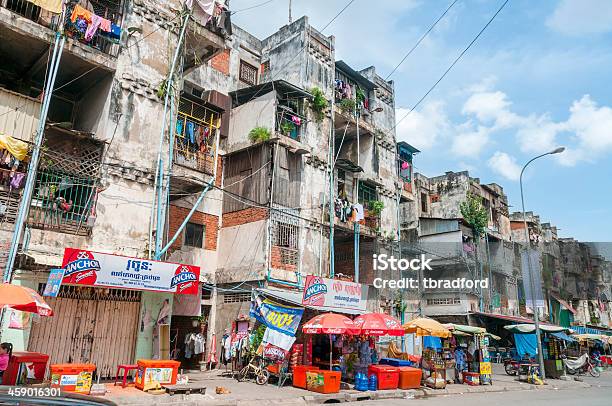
28, 285, 141, 378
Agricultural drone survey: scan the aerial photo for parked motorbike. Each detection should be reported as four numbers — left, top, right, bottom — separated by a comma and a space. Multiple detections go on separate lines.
562, 354, 601, 377
503, 358, 519, 375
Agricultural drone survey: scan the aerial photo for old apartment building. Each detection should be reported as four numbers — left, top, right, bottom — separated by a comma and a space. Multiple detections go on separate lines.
401, 170, 612, 331
0, 0, 230, 376
1, 4, 413, 373
202, 16, 411, 340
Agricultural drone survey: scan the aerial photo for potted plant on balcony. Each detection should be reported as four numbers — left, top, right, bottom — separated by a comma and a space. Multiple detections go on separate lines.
339, 98, 356, 115
248, 126, 271, 143
280, 121, 294, 136
368, 200, 384, 217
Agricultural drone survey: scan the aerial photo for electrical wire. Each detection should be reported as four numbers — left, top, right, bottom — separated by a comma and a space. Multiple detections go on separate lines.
385, 0, 460, 80
231, 0, 278, 14
392, 0, 510, 132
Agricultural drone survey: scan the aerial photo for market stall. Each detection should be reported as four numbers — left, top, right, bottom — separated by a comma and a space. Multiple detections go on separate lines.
504, 323, 574, 380
443, 323, 499, 385
403, 317, 452, 389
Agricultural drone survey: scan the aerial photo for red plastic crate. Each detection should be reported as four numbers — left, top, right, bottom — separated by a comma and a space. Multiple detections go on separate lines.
368, 365, 399, 390
292, 365, 320, 388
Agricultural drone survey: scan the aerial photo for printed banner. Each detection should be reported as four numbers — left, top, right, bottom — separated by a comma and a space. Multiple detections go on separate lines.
262, 342, 289, 361
520, 249, 545, 308
61, 248, 200, 295
302, 275, 367, 312
43, 268, 65, 297
249, 295, 304, 335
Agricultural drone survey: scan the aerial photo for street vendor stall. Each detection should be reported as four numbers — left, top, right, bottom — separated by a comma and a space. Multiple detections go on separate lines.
504, 324, 574, 380
403, 317, 451, 389
0, 284, 54, 386
443, 323, 498, 385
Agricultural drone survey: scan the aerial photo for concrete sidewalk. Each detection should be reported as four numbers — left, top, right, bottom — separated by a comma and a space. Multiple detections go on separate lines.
101, 364, 610, 405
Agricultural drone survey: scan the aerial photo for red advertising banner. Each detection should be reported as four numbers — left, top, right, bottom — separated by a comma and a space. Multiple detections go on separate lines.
61, 248, 200, 295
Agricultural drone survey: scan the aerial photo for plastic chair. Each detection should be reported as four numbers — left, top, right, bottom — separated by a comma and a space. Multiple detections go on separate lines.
114, 364, 138, 388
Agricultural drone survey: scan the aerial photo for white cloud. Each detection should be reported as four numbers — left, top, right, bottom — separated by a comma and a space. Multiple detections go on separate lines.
487, 151, 521, 181
451, 123, 490, 157
547, 0, 612, 36
566, 95, 612, 152
462, 91, 516, 126
395, 101, 450, 150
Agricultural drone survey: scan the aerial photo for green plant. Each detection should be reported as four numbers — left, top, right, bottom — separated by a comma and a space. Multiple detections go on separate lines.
157, 79, 168, 99
309, 87, 328, 121
250, 324, 266, 354
368, 200, 384, 217
248, 126, 271, 143
355, 87, 365, 103
338, 98, 356, 114
460, 193, 488, 236
280, 121, 294, 135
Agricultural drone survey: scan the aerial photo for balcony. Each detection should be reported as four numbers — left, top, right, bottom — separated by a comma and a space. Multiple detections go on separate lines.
1, 0, 123, 58
184, 2, 231, 71
27, 127, 103, 236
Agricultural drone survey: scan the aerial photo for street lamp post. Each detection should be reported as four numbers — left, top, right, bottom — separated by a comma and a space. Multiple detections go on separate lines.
519, 146, 565, 381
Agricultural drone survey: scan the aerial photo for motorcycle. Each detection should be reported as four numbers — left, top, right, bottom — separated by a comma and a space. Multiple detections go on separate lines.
562, 353, 601, 377
503, 358, 520, 376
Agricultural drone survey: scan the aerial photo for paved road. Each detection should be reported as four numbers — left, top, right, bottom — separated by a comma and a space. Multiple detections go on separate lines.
346, 385, 612, 406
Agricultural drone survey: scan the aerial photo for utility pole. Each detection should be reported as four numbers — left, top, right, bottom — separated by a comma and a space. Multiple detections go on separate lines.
288, 0, 292, 23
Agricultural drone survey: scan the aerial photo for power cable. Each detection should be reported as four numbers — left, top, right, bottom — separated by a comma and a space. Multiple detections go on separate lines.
392, 0, 510, 132
385, 0, 460, 80
231, 0, 278, 14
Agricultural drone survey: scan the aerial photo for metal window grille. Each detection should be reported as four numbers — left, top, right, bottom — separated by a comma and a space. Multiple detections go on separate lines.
2, 0, 124, 57
27, 133, 102, 235
174, 97, 220, 174
239, 60, 258, 85
426, 297, 461, 305
358, 183, 378, 205
223, 292, 251, 303
271, 219, 299, 267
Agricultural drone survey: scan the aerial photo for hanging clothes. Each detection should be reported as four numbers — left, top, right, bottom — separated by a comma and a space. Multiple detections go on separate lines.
85, 14, 103, 41
70, 5, 92, 23
194, 333, 206, 355
186, 121, 195, 144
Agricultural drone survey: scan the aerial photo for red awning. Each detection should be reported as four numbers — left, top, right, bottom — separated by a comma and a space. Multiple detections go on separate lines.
550, 293, 577, 315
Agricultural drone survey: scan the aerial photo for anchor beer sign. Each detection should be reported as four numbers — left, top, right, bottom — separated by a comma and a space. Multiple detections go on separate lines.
61, 248, 200, 295
302, 275, 367, 312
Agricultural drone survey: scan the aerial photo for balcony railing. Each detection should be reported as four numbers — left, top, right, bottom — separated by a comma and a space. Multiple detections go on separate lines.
173, 99, 220, 174
1, 0, 123, 57
28, 169, 97, 236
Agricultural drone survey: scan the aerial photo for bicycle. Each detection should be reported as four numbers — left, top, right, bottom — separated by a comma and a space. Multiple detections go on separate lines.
236, 355, 270, 385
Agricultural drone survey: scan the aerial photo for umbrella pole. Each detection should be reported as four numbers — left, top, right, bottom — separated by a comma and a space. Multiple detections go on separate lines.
329, 334, 333, 371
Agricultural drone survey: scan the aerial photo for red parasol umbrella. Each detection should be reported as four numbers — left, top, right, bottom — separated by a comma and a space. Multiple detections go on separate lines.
0, 283, 53, 316
302, 312, 359, 335
353, 313, 404, 336
302, 313, 358, 370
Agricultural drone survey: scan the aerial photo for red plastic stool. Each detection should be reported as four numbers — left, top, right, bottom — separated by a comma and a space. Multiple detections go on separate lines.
114, 364, 138, 388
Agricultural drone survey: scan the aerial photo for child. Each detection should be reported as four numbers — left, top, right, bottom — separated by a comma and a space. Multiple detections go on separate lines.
0, 342, 13, 380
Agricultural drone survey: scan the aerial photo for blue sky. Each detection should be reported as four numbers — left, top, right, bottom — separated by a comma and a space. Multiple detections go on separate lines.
232, 0, 612, 241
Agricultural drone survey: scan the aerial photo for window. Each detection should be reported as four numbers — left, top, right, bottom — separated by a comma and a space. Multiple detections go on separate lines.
223, 292, 251, 303
337, 169, 346, 197
358, 183, 377, 205
184, 222, 205, 248
420, 193, 428, 213
239, 60, 258, 85
427, 298, 461, 305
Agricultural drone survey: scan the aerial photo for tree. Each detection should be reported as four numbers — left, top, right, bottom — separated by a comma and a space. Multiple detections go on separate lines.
460, 193, 488, 236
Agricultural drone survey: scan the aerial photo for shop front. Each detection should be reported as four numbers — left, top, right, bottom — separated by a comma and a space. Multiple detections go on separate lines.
26, 247, 200, 379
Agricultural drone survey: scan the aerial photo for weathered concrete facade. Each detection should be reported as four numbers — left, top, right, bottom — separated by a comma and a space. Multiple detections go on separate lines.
0, 0, 229, 374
